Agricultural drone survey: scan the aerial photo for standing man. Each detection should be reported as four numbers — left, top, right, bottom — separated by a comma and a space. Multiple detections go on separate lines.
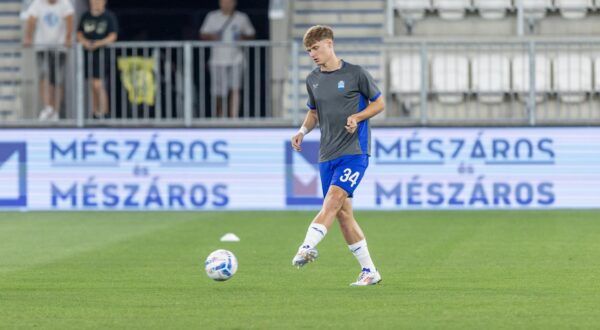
23, 0, 74, 121
290, 25, 385, 286
76, 0, 118, 119
200, 0, 255, 118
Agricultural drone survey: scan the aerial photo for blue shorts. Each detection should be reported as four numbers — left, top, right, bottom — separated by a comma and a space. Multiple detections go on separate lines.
319, 154, 369, 198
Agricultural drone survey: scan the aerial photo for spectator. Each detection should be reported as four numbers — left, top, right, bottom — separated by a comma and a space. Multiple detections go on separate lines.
76, 0, 118, 119
200, 0, 255, 118
23, 0, 74, 121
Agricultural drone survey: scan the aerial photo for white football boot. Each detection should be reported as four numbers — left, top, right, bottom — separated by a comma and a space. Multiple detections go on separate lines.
292, 245, 319, 268
350, 268, 382, 286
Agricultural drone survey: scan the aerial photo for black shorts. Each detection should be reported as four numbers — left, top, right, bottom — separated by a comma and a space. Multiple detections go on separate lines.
83, 49, 110, 79
36, 50, 66, 84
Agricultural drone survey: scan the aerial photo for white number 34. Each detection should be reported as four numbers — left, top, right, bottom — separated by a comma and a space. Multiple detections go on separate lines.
339, 168, 360, 187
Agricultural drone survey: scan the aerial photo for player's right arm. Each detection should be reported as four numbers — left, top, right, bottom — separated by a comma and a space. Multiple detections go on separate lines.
292, 78, 319, 151
291, 110, 318, 152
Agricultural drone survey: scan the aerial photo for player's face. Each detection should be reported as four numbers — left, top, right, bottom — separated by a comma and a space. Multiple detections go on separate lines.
306, 39, 333, 66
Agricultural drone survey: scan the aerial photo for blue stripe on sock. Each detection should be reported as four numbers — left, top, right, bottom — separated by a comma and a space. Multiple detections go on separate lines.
311, 226, 325, 236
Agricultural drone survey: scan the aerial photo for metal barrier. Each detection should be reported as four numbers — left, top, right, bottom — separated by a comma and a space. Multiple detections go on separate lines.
75, 41, 292, 127
383, 39, 600, 126
2, 39, 600, 127
0, 45, 78, 125
0, 41, 293, 127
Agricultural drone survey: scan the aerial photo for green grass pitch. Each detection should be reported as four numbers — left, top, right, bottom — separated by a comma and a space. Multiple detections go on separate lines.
2, 210, 600, 329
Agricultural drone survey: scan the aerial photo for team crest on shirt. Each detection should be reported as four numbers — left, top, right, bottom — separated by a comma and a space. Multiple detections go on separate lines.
337, 80, 345, 91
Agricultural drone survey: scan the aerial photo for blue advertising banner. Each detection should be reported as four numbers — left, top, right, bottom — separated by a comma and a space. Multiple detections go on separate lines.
0, 128, 598, 210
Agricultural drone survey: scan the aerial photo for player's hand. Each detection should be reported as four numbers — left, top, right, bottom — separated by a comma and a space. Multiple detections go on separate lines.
291, 132, 304, 151
22, 38, 32, 48
345, 115, 358, 134
64, 39, 72, 48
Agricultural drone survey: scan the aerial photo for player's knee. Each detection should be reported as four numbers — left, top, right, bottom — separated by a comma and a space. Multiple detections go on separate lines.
323, 199, 343, 215
337, 208, 351, 223
323, 187, 347, 214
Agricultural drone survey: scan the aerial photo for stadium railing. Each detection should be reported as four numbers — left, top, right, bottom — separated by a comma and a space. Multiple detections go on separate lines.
1, 39, 600, 127
383, 38, 600, 126
0, 41, 293, 127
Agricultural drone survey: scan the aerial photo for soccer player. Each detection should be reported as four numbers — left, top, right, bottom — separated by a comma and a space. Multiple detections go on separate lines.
290, 25, 385, 286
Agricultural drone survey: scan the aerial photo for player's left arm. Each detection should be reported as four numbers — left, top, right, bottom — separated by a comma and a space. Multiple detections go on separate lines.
345, 95, 384, 134
345, 67, 385, 133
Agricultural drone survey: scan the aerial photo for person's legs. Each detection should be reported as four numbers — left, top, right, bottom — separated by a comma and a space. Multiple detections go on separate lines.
229, 89, 240, 118
90, 80, 99, 115
39, 78, 51, 109
293, 155, 369, 268
39, 52, 64, 120
37, 78, 58, 120
337, 198, 364, 245
337, 198, 381, 286
52, 84, 64, 116
312, 185, 348, 229
37, 51, 54, 120
92, 79, 108, 116
292, 185, 348, 267
210, 65, 227, 117
89, 50, 109, 118
228, 64, 242, 118
337, 199, 378, 272
50, 52, 67, 115
90, 78, 108, 117
299, 185, 348, 248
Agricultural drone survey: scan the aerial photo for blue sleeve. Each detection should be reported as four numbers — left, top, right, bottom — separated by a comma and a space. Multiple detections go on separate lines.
358, 66, 381, 102
306, 81, 316, 110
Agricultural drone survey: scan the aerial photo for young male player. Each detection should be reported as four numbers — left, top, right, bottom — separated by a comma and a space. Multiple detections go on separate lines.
290, 25, 385, 286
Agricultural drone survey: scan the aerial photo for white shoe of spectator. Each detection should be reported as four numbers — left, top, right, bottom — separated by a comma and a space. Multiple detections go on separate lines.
48, 110, 59, 122
38, 106, 55, 121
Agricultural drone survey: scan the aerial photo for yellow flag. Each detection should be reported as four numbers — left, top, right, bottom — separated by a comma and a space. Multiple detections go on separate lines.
117, 56, 156, 106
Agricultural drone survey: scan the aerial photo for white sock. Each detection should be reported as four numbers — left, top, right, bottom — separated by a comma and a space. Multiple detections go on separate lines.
348, 239, 376, 272
300, 223, 327, 249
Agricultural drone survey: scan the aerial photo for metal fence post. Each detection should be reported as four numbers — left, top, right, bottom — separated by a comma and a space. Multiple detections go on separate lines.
292, 41, 300, 126
528, 41, 536, 126
420, 42, 429, 126
386, 0, 394, 37
76, 43, 84, 127
516, 0, 524, 36
184, 43, 193, 127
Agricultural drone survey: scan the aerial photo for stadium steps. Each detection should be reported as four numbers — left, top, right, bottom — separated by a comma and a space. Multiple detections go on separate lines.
0, 0, 22, 121
284, 0, 386, 119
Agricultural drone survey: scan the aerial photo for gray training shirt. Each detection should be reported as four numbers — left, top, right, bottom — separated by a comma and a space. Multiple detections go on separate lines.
306, 61, 381, 162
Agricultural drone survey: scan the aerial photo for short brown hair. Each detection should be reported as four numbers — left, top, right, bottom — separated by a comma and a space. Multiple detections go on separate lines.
303, 25, 334, 48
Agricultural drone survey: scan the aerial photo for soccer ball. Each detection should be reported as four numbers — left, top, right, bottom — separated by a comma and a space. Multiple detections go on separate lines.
204, 249, 238, 281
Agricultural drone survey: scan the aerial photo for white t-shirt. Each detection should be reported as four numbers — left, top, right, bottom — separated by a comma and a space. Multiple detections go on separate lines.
200, 10, 255, 66
27, 0, 74, 46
